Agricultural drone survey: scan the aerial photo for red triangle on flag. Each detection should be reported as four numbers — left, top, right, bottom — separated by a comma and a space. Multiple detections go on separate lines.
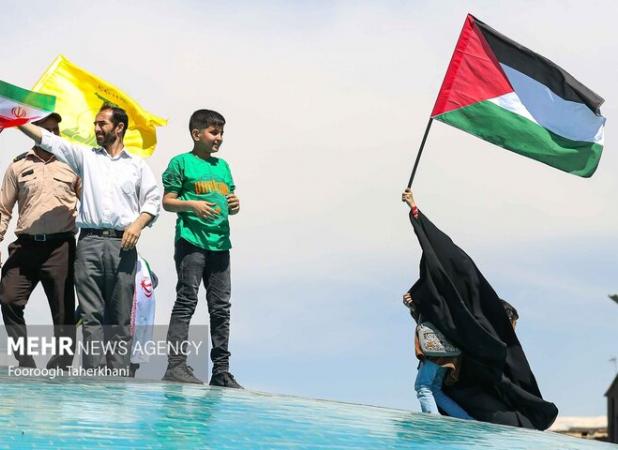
431, 14, 513, 117
0, 115, 30, 129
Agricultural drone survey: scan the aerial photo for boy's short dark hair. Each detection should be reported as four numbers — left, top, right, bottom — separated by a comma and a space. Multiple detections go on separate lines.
189, 109, 225, 132
99, 103, 129, 137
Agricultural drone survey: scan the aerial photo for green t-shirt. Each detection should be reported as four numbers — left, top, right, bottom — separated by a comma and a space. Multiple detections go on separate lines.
162, 152, 236, 251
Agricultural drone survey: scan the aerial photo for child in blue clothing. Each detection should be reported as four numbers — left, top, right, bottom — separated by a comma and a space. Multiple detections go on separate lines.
403, 291, 473, 419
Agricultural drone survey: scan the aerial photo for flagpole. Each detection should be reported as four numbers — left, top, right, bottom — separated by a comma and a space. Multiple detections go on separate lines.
407, 118, 433, 188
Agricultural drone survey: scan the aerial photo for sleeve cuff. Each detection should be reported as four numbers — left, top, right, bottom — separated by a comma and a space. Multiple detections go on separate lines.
140, 204, 160, 227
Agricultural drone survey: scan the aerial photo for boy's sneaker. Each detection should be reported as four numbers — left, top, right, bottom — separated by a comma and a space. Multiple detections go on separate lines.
209, 372, 243, 389
162, 363, 204, 384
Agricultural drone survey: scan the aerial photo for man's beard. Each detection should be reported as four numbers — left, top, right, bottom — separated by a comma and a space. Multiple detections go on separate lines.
97, 132, 118, 147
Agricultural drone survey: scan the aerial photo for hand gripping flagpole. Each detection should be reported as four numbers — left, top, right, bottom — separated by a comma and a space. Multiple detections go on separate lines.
406, 118, 433, 188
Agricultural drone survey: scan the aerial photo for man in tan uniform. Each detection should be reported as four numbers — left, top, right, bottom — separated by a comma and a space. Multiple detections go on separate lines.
0, 113, 80, 369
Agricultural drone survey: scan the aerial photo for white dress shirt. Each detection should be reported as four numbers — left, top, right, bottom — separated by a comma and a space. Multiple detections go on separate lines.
39, 130, 161, 230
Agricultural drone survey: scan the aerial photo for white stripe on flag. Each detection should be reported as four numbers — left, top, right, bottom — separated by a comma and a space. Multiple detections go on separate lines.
0, 94, 49, 120
497, 64, 605, 145
488, 92, 537, 125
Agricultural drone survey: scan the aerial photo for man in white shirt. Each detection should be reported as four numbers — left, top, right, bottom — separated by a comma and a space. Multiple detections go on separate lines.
16, 104, 161, 370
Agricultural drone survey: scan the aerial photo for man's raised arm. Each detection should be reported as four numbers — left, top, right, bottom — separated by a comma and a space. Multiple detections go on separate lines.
17, 122, 44, 145
16, 116, 85, 175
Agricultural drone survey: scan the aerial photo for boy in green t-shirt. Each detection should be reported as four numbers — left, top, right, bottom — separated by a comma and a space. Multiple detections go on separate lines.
161, 109, 242, 388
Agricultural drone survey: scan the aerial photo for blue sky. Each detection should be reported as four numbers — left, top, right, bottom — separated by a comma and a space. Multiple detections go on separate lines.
0, 0, 616, 417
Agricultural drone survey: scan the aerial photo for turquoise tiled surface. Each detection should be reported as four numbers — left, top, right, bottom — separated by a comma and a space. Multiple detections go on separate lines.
0, 369, 616, 449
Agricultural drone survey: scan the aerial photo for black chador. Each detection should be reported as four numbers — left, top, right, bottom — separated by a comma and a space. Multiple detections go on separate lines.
408, 210, 558, 430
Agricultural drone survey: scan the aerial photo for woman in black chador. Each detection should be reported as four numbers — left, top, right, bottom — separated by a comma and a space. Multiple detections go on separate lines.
402, 188, 558, 430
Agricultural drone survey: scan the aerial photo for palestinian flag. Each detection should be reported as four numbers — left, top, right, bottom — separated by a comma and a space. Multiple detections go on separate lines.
432, 14, 606, 177
0, 79, 56, 131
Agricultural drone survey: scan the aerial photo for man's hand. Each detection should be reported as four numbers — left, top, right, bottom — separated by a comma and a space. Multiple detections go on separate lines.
403, 292, 414, 308
226, 194, 240, 215
121, 213, 154, 250
191, 200, 220, 219
121, 221, 142, 250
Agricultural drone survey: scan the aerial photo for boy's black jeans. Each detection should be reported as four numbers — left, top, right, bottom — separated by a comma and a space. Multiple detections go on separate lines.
166, 238, 232, 375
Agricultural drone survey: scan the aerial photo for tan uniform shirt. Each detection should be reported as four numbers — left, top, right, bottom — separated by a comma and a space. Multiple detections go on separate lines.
0, 149, 79, 241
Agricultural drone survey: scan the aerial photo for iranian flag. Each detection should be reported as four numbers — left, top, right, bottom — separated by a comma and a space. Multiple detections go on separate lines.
0, 79, 56, 131
432, 14, 606, 177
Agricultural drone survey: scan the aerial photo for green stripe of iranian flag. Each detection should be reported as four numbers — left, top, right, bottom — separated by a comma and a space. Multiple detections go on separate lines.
0, 79, 56, 129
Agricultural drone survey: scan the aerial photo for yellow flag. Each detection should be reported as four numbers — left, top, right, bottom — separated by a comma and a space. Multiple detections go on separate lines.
33, 55, 166, 158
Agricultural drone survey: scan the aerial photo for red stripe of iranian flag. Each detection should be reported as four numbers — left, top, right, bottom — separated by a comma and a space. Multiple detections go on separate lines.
0, 79, 56, 130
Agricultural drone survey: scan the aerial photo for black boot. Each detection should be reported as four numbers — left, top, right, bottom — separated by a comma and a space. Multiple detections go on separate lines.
162, 363, 204, 384
209, 372, 243, 389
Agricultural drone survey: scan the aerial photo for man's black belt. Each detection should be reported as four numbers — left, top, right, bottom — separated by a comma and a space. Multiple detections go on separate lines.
18, 232, 75, 242
80, 228, 124, 238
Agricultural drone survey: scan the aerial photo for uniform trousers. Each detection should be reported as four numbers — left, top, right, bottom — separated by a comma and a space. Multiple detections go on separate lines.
0, 235, 76, 369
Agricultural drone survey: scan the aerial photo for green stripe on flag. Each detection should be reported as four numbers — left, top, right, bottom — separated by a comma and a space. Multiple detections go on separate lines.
435, 100, 603, 178
0, 79, 56, 112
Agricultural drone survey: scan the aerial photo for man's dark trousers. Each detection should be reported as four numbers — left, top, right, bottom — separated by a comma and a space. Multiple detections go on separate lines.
166, 238, 231, 374
75, 233, 137, 370
0, 235, 76, 369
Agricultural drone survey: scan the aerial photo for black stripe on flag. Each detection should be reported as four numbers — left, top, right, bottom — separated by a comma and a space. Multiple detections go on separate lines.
473, 16, 604, 114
